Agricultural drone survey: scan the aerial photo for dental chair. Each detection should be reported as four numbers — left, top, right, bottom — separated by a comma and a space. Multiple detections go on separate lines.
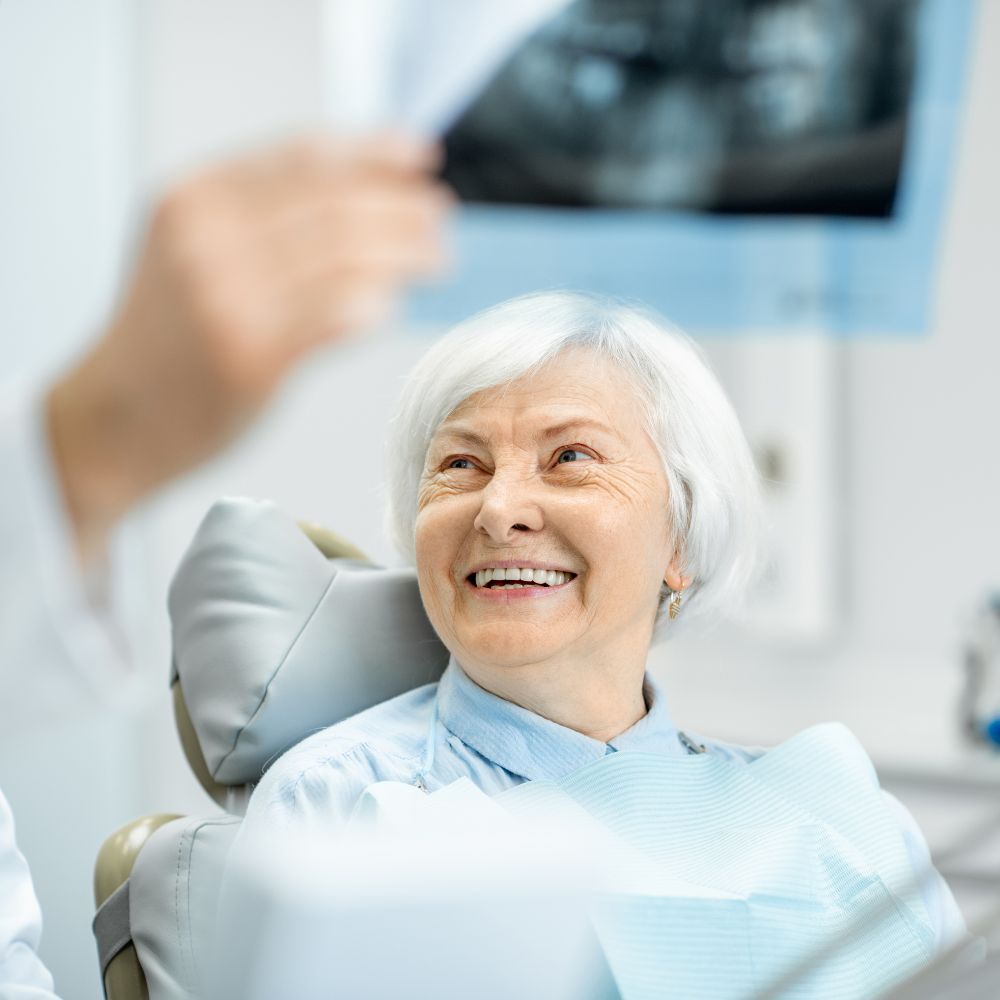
91, 498, 449, 1000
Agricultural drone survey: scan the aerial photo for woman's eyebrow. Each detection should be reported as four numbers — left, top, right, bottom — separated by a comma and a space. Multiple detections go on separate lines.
432, 426, 488, 448
536, 418, 622, 443
434, 418, 621, 448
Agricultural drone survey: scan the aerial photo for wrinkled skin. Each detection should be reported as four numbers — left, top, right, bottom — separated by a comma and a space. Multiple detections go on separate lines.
415, 347, 690, 741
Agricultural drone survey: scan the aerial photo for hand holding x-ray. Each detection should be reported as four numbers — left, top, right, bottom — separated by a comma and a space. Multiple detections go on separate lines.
46, 132, 450, 564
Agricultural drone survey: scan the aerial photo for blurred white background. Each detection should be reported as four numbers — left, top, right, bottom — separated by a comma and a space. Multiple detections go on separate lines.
1, 1, 998, 996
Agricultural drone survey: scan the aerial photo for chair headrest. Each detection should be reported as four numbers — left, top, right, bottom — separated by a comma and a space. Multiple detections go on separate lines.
168, 498, 449, 790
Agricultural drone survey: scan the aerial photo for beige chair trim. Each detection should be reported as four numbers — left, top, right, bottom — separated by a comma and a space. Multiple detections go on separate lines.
173, 680, 230, 807
94, 814, 183, 1000
296, 520, 369, 563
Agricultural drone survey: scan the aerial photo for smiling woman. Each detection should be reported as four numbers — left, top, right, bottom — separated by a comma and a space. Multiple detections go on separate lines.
235, 291, 964, 999
404, 326, 739, 737
387, 292, 762, 644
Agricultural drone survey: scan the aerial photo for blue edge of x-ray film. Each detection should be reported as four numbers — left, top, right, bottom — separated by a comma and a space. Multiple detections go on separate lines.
407, 0, 974, 337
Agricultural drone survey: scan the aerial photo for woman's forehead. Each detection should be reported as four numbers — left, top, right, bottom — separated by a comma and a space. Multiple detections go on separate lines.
439, 352, 643, 432
434, 362, 645, 447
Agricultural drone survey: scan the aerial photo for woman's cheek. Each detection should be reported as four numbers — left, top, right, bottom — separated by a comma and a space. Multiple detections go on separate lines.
415, 505, 459, 579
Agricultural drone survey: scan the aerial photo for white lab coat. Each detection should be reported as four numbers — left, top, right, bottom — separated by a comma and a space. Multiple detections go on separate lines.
0, 788, 57, 998
0, 384, 139, 999
0, 383, 136, 725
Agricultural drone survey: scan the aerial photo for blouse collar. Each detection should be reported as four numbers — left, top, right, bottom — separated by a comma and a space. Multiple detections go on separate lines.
436, 656, 686, 782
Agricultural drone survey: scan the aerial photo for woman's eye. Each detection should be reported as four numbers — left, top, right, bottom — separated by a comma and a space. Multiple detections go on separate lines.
446, 458, 474, 470
556, 448, 593, 464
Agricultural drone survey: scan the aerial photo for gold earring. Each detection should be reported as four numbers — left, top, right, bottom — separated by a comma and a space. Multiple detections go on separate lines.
668, 589, 684, 619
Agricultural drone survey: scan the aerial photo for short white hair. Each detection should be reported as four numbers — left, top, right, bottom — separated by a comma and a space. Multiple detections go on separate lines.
385, 291, 761, 641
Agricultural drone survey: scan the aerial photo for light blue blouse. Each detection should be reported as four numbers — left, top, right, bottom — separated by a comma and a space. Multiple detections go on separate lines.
242, 658, 965, 947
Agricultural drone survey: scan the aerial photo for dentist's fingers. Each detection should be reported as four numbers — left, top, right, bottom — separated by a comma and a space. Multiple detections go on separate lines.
46, 132, 454, 565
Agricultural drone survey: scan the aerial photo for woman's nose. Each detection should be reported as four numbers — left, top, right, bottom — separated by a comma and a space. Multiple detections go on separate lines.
473, 474, 544, 541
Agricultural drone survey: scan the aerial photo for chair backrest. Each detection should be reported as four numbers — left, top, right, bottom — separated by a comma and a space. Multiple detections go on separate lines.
94, 497, 449, 999
170, 496, 450, 803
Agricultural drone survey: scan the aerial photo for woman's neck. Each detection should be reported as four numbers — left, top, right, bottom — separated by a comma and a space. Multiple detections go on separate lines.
458, 653, 649, 744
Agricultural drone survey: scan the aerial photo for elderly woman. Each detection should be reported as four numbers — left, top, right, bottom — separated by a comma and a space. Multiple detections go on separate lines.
239, 291, 962, 996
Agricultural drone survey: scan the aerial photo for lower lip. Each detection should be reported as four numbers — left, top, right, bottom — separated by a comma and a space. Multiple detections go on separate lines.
463, 575, 576, 602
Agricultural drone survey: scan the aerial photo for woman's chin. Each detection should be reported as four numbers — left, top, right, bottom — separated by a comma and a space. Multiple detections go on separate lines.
455, 624, 568, 671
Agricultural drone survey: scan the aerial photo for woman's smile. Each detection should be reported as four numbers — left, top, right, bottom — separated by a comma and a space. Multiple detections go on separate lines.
463, 566, 579, 602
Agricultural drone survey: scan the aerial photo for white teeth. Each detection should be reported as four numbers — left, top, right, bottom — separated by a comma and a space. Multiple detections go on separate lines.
472, 567, 574, 588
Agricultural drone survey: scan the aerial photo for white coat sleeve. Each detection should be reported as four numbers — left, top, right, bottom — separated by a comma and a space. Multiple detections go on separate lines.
0, 382, 137, 1000
0, 382, 135, 727
0, 789, 59, 999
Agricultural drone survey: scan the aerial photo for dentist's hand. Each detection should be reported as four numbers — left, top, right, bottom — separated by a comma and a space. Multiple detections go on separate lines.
46, 133, 451, 563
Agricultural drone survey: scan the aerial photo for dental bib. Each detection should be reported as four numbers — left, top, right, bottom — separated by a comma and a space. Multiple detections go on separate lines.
353, 723, 935, 1000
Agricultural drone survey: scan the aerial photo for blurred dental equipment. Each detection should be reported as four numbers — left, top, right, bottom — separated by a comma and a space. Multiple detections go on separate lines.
961, 594, 1000, 749
211, 799, 617, 1000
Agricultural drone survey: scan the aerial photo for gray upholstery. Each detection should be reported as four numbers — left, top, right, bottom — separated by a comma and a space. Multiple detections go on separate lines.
93, 881, 131, 980
95, 496, 448, 1000
169, 497, 449, 788
128, 816, 240, 999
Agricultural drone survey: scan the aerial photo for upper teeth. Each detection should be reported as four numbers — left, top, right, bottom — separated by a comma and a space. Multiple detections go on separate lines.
474, 567, 571, 588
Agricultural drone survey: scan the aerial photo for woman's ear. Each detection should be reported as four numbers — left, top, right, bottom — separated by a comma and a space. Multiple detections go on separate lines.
663, 553, 692, 593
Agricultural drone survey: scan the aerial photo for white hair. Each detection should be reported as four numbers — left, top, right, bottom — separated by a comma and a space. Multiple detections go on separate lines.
384, 291, 761, 641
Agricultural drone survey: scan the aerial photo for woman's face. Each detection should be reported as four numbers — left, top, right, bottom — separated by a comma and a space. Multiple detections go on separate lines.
415, 348, 682, 675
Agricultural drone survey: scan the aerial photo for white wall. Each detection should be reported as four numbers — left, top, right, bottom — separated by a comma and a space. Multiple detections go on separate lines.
0, 0, 134, 382
0, 1, 998, 996
137, 0, 327, 188
845, 64, 1000, 665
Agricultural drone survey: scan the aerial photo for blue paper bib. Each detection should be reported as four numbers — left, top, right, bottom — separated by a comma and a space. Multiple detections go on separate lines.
496, 723, 935, 1000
